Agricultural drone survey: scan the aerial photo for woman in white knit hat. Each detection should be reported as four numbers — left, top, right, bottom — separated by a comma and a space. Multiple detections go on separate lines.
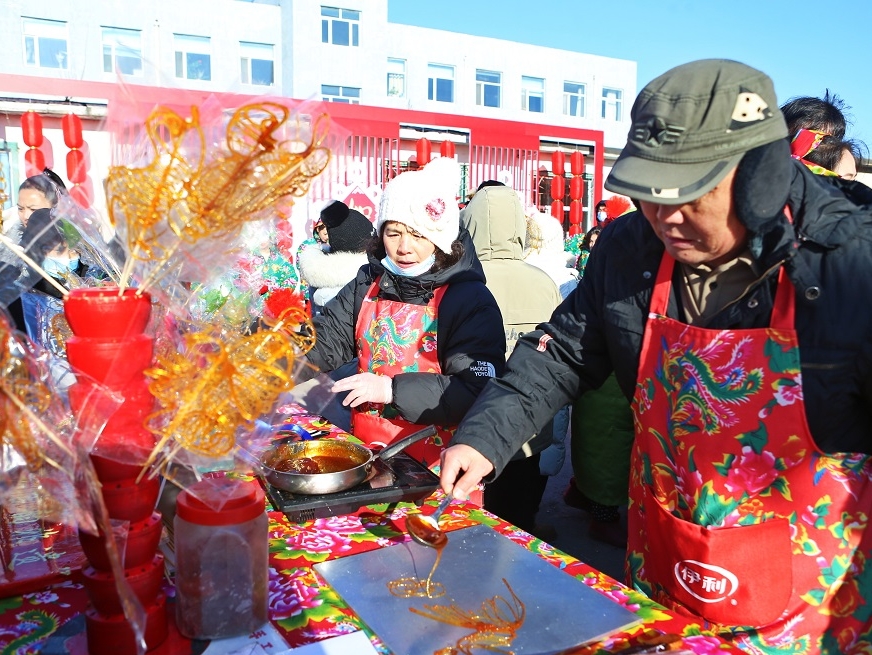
303, 158, 505, 474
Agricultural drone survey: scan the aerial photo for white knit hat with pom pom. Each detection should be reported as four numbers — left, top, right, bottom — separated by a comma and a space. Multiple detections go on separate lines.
376, 157, 460, 254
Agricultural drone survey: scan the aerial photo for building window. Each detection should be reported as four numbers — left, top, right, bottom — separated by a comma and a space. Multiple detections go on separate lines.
321, 6, 359, 46
23, 17, 68, 69
563, 81, 585, 117
476, 70, 501, 108
240, 41, 274, 86
602, 87, 623, 121
521, 76, 544, 113
322, 84, 360, 104
387, 58, 405, 98
427, 64, 454, 103
174, 34, 211, 80
102, 27, 142, 76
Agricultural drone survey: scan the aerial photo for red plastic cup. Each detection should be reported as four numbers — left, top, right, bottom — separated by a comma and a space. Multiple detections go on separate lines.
79, 512, 163, 572
82, 553, 164, 615
68, 378, 154, 435
89, 429, 157, 471
64, 287, 152, 340
90, 452, 150, 483
66, 334, 154, 388
101, 475, 161, 523
85, 590, 167, 655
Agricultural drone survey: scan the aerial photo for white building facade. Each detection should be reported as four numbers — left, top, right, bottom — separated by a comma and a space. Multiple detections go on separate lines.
0, 0, 637, 230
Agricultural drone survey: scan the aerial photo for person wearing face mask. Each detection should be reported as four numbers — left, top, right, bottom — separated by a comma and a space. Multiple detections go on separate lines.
3, 172, 63, 331
21, 208, 87, 298
13, 208, 88, 351
300, 158, 505, 470
595, 200, 609, 225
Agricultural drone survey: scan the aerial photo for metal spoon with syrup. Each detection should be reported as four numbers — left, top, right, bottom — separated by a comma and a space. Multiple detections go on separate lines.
407, 495, 453, 549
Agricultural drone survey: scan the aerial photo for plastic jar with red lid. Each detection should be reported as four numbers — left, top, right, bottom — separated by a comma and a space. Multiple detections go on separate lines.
174, 477, 268, 639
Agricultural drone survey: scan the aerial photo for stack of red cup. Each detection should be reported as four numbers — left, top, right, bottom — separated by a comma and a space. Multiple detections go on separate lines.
64, 287, 168, 654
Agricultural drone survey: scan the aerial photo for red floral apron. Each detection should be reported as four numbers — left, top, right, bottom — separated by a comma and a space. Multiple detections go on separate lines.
628, 253, 872, 654
352, 279, 452, 469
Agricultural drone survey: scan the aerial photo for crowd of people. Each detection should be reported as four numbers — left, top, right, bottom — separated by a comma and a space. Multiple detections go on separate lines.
2, 56, 870, 654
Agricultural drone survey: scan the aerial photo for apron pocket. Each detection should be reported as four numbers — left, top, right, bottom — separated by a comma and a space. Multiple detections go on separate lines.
644, 485, 792, 626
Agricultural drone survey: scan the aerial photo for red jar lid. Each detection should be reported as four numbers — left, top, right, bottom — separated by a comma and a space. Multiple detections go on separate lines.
176, 478, 264, 526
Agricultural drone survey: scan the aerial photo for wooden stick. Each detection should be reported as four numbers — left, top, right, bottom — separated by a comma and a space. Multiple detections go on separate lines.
116, 242, 141, 295
0, 233, 69, 298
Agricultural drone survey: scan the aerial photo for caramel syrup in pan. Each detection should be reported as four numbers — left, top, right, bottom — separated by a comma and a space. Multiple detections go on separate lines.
271, 455, 356, 475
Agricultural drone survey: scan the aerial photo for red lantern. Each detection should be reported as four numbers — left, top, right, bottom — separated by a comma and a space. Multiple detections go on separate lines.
569, 176, 584, 200
69, 183, 92, 209
550, 176, 565, 200
551, 150, 565, 175
550, 200, 564, 219
62, 114, 84, 149
66, 149, 88, 184
569, 200, 582, 225
569, 224, 581, 236
21, 111, 44, 148
24, 147, 45, 175
416, 138, 432, 165
570, 151, 585, 176
439, 141, 455, 158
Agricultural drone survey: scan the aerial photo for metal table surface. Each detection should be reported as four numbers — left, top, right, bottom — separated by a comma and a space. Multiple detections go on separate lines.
315, 523, 640, 655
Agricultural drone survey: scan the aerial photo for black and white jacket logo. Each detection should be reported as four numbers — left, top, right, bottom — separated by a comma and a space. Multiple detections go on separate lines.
470, 361, 496, 378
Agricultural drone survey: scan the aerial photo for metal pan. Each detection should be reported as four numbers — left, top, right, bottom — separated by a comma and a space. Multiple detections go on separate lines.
260, 425, 437, 495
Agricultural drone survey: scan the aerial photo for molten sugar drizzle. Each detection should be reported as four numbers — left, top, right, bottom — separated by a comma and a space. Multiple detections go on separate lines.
411, 578, 525, 655
387, 545, 446, 599
386, 520, 526, 653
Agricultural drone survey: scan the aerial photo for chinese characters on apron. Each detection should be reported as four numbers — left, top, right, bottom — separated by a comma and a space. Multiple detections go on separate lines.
629, 253, 872, 654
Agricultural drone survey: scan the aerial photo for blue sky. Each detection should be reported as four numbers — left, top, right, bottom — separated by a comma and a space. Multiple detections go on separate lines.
388, 0, 872, 148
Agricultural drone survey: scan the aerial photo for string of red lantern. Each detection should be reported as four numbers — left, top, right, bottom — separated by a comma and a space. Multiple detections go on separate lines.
62, 113, 92, 208
21, 111, 45, 176
550, 150, 565, 221
568, 151, 585, 236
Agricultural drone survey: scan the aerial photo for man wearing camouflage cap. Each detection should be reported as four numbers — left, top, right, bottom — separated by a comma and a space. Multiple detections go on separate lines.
440, 59, 872, 651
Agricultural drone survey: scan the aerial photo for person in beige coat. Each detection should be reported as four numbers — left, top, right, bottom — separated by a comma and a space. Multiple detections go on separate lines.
461, 183, 562, 536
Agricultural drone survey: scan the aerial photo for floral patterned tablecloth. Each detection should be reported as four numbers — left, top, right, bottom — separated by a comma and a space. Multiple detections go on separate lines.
0, 413, 745, 654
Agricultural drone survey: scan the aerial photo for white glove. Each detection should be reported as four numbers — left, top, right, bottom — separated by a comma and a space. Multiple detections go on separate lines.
332, 372, 393, 408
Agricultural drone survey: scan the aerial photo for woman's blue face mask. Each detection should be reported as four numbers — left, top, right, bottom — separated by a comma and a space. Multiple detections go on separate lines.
42, 254, 79, 277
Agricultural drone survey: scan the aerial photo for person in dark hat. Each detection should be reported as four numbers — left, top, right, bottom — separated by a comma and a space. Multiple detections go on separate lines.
297, 200, 375, 314
439, 59, 872, 648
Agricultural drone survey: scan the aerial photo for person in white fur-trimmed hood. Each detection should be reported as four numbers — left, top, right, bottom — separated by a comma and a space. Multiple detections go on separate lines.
297, 200, 375, 314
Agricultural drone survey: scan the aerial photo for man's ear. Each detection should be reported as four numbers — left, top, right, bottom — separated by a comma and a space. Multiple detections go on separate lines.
733, 139, 792, 235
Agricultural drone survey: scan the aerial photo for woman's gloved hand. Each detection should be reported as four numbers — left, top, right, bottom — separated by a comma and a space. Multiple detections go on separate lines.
332, 372, 393, 408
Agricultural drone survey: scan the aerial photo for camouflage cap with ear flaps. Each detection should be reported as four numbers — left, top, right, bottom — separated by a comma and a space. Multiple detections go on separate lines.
606, 59, 788, 205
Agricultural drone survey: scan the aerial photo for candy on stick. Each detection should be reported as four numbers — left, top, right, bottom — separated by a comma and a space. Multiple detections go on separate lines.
107, 101, 332, 295
142, 301, 313, 474
0, 313, 75, 480
0, 310, 130, 546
